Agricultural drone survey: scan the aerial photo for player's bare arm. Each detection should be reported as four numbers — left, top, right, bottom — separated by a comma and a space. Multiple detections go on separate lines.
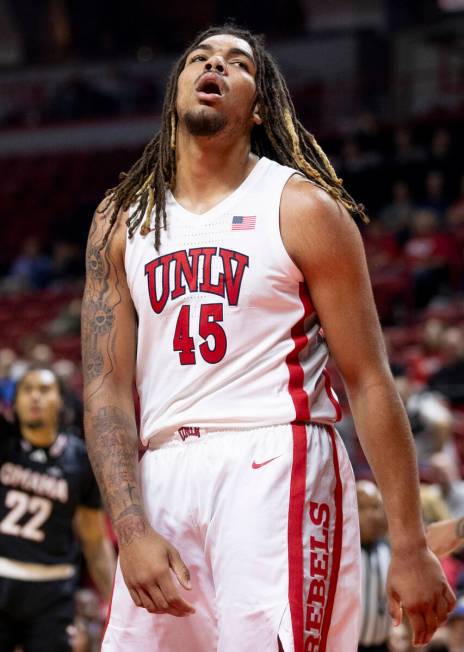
81, 204, 194, 617
426, 516, 464, 557
280, 176, 456, 648
74, 506, 116, 602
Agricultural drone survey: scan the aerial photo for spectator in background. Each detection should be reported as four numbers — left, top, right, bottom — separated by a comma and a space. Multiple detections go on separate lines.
45, 299, 82, 339
420, 484, 452, 527
379, 180, 415, 241
50, 241, 82, 286
0, 349, 16, 409
428, 327, 464, 408
364, 220, 400, 274
404, 209, 454, 308
448, 174, 464, 226
357, 480, 391, 652
428, 129, 453, 179
407, 318, 446, 385
447, 174, 464, 278
364, 221, 409, 324
391, 127, 426, 192
422, 171, 449, 221
52, 358, 83, 438
393, 365, 453, 462
355, 112, 385, 155
393, 127, 426, 166
28, 342, 54, 366
426, 452, 464, 519
3, 237, 52, 292
341, 138, 379, 174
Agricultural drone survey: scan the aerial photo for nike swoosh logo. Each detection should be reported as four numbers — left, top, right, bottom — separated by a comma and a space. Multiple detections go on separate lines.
252, 455, 281, 469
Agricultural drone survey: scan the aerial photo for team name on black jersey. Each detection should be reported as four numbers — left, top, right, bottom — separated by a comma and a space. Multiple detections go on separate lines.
0, 418, 101, 566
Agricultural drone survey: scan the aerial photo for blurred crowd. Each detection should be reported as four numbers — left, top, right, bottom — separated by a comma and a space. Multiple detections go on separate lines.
0, 112, 463, 651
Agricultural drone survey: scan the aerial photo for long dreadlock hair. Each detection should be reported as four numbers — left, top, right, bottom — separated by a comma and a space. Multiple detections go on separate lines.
100, 24, 367, 250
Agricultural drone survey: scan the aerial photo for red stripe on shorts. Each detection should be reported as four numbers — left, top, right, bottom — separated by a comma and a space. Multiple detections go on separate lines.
286, 282, 313, 650
318, 426, 343, 652
286, 283, 313, 422
288, 423, 308, 652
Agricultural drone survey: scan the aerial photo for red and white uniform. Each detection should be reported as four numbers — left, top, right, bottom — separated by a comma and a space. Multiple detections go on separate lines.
103, 157, 361, 652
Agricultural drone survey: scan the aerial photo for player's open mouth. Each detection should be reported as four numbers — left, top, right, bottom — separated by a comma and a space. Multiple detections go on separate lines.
196, 74, 224, 100
198, 81, 221, 95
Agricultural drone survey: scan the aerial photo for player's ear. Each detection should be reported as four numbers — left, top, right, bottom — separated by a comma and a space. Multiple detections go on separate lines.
252, 103, 262, 126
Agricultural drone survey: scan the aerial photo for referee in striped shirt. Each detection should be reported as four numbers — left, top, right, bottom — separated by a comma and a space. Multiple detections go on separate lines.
357, 480, 391, 652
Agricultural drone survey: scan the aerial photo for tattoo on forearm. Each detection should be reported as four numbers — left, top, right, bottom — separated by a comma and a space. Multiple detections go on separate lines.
116, 515, 148, 546
456, 517, 464, 540
86, 406, 146, 545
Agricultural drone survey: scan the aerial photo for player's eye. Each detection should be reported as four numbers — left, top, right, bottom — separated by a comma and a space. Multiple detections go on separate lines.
232, 61, 249, 71
190, 54, 207, 63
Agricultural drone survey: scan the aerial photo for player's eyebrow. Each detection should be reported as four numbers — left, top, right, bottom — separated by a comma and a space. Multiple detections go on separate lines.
192, 42, 255, 64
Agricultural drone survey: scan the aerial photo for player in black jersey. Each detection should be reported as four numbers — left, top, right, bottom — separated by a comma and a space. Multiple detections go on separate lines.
0, 365, 115, 652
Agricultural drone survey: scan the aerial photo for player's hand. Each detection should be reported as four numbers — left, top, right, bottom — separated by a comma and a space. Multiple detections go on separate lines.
119, 526, 195, 617
426, 519, 464, 558
387, 546, 456, 647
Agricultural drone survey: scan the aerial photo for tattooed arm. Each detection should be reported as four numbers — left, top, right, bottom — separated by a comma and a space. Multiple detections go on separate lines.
82, 204, 194, 617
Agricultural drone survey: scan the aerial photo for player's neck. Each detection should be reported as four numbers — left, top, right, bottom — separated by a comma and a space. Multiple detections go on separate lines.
173, 129, 257, 214
21, 424, 58, 448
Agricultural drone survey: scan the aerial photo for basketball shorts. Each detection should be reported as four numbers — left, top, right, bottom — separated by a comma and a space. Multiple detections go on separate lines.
103, 423, 361, 651
0, 575, 75, 651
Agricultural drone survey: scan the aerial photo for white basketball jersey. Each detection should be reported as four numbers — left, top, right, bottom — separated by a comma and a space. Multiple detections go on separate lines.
125, 156, 341, 446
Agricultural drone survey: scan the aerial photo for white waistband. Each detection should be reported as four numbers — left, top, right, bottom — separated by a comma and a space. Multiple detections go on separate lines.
0, 556, 75, 581
146, 422, 332, 450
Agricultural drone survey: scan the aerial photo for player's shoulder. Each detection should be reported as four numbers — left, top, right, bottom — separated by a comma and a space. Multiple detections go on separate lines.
53, 432, 90, 465
280, 175, 364, 270
87, 196, 129, 255
282, 174, 356, 232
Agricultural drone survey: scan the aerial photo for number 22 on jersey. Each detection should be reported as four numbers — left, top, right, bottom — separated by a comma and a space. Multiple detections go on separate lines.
0, 490, 52, 542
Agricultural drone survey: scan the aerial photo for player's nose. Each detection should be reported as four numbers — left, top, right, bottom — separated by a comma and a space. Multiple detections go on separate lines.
205, 56, 226, 75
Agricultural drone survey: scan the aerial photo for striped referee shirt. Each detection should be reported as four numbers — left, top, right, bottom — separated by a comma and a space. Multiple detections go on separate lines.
359, 540, 391, 647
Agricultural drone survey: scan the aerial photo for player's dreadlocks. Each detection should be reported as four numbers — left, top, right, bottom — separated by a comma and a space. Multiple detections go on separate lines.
100, 24, 367, 250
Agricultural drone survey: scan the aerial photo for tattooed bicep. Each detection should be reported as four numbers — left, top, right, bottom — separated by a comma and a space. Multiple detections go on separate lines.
82, 205, 134, 395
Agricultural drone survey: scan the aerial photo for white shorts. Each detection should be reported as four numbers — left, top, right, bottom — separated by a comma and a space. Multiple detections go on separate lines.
103, 423, 361, 652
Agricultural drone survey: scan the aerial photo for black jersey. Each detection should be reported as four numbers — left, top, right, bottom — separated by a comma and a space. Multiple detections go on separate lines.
0, 417, 101, 566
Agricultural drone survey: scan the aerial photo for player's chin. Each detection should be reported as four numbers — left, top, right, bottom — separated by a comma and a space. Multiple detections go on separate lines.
183, 108, 227, 137
25, 418, 44, 428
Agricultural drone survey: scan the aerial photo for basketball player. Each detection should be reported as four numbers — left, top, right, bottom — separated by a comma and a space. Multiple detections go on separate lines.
0, 366, 115, 651
81, 25, 455, 651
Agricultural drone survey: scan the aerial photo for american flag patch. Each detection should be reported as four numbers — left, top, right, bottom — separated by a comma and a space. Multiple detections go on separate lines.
231, 215, 256, 230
